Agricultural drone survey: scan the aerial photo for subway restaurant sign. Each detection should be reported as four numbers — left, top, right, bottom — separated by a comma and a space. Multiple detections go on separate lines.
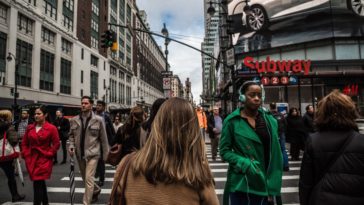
244, 56, 311, 75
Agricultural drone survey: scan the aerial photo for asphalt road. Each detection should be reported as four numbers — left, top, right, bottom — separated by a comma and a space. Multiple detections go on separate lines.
0, 141, 301, 205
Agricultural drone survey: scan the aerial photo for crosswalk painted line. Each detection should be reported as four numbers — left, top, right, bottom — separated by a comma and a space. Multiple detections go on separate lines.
283, 175, 299, 180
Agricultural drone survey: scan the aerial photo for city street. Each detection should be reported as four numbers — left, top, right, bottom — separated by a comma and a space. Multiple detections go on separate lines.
0, 141, 301, 205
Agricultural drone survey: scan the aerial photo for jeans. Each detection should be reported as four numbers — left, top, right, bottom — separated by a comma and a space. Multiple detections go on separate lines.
0, 160, 19, 199
230, 192, 268, 205
279, 133, 289, 169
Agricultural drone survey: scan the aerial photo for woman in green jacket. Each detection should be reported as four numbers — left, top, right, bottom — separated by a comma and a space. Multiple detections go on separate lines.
219, 81, 282, 205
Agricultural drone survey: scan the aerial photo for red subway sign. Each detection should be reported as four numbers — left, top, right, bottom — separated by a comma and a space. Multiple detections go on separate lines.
243, 56, 311, 75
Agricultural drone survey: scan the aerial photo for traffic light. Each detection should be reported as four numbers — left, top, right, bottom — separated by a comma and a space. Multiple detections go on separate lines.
101, 30, 113, 48
110, 31, 118, 52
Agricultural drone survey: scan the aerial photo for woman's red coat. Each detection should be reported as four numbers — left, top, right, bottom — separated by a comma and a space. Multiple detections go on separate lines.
22, 121, 60, 181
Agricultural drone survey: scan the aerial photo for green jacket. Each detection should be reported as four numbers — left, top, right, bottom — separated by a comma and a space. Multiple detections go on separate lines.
219, 108, 282, 205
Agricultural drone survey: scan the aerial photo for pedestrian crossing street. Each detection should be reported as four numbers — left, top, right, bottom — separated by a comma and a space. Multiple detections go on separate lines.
2, 145, 301, 205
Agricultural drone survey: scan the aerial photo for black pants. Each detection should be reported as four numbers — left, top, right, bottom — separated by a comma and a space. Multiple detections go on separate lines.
95, 159, 105, 182
0, 160, 19, 199
290, 143, 302, 160
54, 139, 67, 162
33, 180, 48, 205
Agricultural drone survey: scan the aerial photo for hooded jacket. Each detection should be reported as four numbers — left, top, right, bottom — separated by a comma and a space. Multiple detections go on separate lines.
219, 108, 283, 205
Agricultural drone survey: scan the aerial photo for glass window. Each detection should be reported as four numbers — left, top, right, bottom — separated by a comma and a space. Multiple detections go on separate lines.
91, 55, 98, 67
81, 70, 83, 83
0, 3, 7, 25
63, 15, 73, 31
16, 39, 33, 87
63, 0, 74, 11
43, 0, 57, 20
335, 43, 360, 60
0, 32, 6, 72
17, 13, 33, 35
61, 38, 72, 55
306, 45, 334, 60
91, 36, 99, 49
60, 58, 71, 94
41, 27, 55, 45
90, 71, 98, 99
39, 49, 55, 91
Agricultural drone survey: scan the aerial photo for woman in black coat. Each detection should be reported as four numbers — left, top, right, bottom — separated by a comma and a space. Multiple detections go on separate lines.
299, 90, 364, 205
286, 107, 307, 160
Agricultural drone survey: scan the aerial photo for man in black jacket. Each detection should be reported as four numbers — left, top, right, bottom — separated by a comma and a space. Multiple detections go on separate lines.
207, 106, 223, 161
95, 100, 115, 186
53, 110, 70, 164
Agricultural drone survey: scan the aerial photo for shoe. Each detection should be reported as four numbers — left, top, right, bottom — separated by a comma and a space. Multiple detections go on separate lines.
53, 160, 58, 164
97, 181, 104, 187
60, 160, 67, 164
12, 194, 25, 202
91, 194, 98, 203
212, 157, 216, 161
283, 166, 290, 172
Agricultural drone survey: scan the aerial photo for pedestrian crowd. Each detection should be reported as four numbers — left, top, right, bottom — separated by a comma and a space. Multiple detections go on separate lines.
1, 85, 363, 205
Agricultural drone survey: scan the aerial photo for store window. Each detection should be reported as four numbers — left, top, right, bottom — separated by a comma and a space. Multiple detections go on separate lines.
306, 45, 334, 60
91, 55, 98, 67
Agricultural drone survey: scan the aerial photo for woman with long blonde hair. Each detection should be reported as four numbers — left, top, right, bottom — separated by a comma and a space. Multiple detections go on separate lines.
112, 98, 218, 205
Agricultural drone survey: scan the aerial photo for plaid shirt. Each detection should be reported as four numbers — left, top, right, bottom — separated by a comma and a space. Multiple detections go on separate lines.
17, 119, 28, 139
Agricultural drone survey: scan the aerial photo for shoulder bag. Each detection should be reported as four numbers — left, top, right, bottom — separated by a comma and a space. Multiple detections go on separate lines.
106, 144, 123, 166
109, 153, 135, 205
0, 131, 20, 162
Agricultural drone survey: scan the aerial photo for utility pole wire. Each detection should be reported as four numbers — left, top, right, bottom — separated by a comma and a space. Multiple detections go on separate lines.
108, 23, 229, 67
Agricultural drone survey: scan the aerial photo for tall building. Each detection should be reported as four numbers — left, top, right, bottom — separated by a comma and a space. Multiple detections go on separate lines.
133, 9, 165, 109
201, 0, 220, 106
0, 0, 85, 108
170, 75, 182, 98
0, 0, 166, 114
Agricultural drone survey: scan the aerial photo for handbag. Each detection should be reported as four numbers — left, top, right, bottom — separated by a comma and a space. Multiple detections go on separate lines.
109, 153, 135, 205
0, 131, 20, 162
106, 144, 123, 166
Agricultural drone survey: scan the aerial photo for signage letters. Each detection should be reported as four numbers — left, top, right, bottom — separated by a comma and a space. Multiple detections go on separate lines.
244, 56, 311, 75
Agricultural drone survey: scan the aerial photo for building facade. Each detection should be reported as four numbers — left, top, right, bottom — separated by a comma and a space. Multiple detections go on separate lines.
0, 0, 166, 115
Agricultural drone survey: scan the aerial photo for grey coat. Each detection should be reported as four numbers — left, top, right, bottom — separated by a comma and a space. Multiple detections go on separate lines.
68, 112, 109, 161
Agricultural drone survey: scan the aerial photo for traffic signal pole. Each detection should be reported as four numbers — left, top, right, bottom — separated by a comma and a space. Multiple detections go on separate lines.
107, 23, 228, 67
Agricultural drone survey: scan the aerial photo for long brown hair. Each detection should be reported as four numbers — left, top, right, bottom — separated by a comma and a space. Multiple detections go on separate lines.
131, 98, 214, 189
315, 90, 359, 131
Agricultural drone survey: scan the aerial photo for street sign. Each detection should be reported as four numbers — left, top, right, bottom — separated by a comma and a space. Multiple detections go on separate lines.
226, 47, 235, 66
261, 77, 270, 85
289, 76, 298, 85
161, 71, 173, 76
163, 78, 171, 89
271, 77, 279, 85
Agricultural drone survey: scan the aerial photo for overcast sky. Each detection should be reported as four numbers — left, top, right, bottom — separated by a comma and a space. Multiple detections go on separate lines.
137, 0, 205, 104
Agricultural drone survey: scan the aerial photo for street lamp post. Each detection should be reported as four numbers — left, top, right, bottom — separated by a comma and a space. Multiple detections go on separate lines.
6, 52, 21, 120
161, 23, 172, 98
161, 23, 170, 72
207, 0, 251, 112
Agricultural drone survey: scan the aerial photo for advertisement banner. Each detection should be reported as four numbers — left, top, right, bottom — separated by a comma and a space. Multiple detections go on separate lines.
228, 0, 364, 53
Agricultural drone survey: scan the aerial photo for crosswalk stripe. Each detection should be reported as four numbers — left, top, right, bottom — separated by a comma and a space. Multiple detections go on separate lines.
281, 187, 299, 193
288, 167, 300, 171
282, 175, 299, 180
62, 175, 299, 182
208, 163, 228, 166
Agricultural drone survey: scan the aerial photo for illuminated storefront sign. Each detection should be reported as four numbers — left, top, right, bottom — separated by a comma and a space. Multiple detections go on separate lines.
243, 56, 311, 75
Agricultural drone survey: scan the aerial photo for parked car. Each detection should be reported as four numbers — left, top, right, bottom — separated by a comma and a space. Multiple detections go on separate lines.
357, 119, 364, 134
235, 0, 364, 31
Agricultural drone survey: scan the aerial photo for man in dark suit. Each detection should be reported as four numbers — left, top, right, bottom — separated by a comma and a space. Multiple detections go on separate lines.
53, 109, 70, 164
